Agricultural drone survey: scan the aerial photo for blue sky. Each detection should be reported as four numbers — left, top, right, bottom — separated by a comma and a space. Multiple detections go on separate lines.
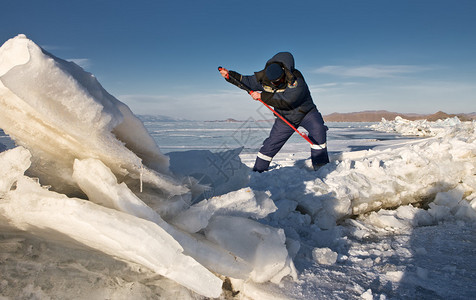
2, 0, 475, 120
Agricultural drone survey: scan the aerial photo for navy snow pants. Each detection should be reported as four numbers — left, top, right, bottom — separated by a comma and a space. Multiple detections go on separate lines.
253, 108, 329, 172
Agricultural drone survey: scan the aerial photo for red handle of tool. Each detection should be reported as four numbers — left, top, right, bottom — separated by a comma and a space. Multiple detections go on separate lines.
250, 91, 314, 145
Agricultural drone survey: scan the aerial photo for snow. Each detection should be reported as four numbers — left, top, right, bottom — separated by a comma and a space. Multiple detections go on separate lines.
1, 34, 476, 299
312, 247, 338, 265
0, 34, 295, 299
370, 115, 463, 137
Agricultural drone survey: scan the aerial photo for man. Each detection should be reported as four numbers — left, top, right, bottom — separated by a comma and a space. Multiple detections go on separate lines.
219, 52, 329, 172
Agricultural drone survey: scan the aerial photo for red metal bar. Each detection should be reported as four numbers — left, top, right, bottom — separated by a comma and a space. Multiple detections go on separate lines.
254, 94, 314, 145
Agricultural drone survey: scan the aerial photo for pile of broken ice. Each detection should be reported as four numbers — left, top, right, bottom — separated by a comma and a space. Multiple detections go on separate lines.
0, 35, 295, 298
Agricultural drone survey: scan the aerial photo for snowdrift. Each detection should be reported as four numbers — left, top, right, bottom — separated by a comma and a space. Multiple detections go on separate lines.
0, 35, 296, 298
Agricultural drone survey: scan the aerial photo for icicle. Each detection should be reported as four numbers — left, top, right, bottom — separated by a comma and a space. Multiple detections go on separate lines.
140, 164, 143, 193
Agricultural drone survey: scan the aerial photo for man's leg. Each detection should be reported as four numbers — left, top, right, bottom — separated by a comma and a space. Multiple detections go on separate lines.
300, 109, 330, 169
253, 119, 295, 172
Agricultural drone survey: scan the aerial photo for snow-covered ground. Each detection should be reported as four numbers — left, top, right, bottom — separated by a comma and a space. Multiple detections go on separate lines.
1, 35, 475, 299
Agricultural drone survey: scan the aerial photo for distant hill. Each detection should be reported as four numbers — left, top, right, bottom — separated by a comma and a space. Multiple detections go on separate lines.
323, 110, 476, 122
205, 118, 242, 123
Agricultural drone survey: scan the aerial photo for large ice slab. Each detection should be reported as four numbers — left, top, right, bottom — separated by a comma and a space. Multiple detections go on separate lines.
0, 34, 182, 197
0, 148, 222, 297
0, 35, 296, 297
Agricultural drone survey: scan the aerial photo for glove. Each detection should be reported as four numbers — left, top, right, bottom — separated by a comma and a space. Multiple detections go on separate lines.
227, 70, 242, 83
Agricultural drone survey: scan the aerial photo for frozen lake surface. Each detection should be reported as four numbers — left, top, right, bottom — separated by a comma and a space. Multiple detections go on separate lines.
141, 118, 417, 155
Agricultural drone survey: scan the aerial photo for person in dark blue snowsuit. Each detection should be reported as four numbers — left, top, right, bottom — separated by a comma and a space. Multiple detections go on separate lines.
220, 52, 329, 172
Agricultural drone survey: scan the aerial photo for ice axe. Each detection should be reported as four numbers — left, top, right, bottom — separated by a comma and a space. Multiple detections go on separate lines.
218, 66, 317, 147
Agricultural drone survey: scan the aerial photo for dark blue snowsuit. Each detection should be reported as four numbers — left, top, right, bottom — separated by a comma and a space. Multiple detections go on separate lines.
228, 52, 329, 172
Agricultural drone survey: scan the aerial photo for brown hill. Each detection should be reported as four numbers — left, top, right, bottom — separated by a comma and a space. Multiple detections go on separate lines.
425, 111, 466, 121
323, 110, 476, 122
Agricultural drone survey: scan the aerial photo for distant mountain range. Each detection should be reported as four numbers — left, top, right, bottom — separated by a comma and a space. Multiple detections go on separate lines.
323, 110, 476, 122
138, 111, 476, 123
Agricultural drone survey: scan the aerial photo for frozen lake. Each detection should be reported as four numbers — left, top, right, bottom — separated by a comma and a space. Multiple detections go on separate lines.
1, 118, 419, 157
139, 118, 418, 154
136, 118, 421, 170
1, 119, 421, 176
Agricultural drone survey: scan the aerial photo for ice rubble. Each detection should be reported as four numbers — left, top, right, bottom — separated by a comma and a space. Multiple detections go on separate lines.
249, 117, 476, 229
0, 35, 295, 298
0, 149, 222, 297
370, 115, 463, 137
363, 117, 476, 228
243, 117, 475, 298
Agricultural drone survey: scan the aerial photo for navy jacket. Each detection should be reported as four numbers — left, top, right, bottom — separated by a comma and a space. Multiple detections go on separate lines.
231, 52, 317, 126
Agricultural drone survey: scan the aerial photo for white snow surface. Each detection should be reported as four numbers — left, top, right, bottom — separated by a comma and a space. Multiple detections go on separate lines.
1, 35, 475, 299
370, 115, 463, 137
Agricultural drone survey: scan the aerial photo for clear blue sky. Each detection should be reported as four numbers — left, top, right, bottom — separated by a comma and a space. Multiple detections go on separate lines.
2, 0, 475, 120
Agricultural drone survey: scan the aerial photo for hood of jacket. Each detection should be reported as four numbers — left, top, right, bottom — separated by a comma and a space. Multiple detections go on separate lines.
265, 52, 295, 72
